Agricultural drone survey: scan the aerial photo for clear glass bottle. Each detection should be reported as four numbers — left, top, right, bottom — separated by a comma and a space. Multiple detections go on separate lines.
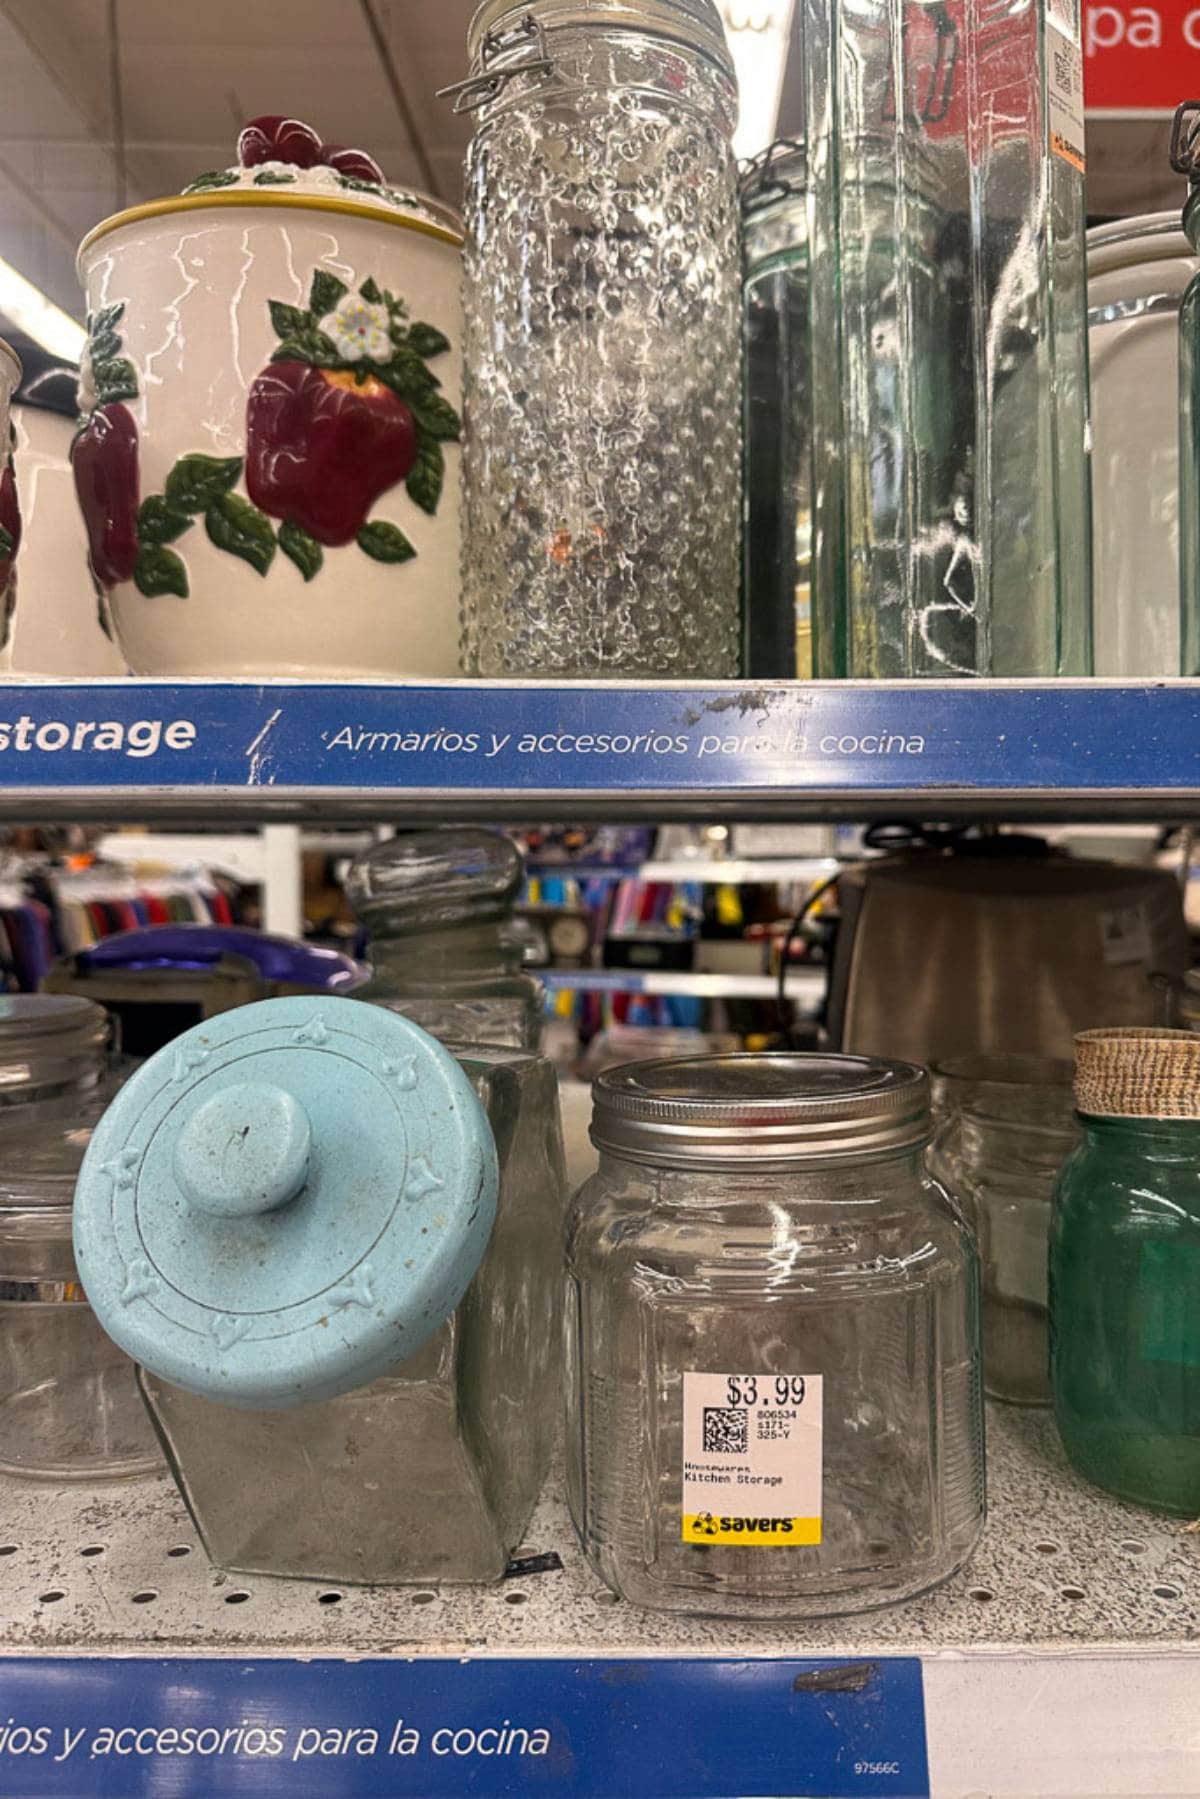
931, 1053, 1077, 1407
741, 141, 815, 680
453, 0, 742, 677
347, 828, 543, 1050
75, 1000, 566, 1583
803, 0, 1092, 676
1170, 104, 1200, 674
1050, 1028, 1200, 1515
0, 994, 159, 1479
566, 1053, 984, 1617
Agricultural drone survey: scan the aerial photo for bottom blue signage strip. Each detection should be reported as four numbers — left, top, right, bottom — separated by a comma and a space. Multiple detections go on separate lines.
0, 1655, 929, 1798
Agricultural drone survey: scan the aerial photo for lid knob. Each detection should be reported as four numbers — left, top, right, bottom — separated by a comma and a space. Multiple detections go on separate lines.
174, 1084, 312, 1218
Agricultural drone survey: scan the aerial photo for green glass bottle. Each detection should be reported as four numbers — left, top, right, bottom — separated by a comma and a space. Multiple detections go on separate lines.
1049, 1028, 1200, 1514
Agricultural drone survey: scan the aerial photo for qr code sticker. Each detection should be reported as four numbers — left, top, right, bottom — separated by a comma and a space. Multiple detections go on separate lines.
703, 1406, 748, 1455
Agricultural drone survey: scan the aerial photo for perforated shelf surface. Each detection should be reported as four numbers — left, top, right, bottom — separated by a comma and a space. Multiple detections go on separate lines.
0, 1405, 1195, 1658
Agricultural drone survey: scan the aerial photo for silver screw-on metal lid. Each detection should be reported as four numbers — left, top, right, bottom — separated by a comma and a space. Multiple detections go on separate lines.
467, 0, 735, 79
590, 1052, 931, 1169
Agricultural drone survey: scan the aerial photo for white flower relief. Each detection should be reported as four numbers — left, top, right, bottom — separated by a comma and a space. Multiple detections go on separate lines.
319, 295, 392, 363
76, 341, 97, 415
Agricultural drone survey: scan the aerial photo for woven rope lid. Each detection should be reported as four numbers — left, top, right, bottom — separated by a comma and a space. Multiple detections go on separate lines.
1074, 1028, 1200, 1119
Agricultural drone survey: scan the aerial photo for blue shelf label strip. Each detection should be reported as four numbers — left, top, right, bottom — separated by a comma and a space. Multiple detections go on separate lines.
0, 1654, 929, 1797
0, 681, 1192, 793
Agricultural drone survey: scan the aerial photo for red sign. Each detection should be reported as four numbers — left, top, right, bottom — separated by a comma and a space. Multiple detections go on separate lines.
1085, 0, 1200, 112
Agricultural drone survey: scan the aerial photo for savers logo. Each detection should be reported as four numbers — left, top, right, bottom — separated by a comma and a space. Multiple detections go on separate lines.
682, 1513, 822, 1547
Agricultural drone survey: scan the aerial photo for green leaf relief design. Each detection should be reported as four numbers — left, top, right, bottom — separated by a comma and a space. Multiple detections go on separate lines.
279, 520, 323, 582
90, 302, 124, 335
92, 357, 139, 405
254, 170, 296, 185
357, 520, 416, 564
137, 496, 193, 546
410, 392, 461, 442
133, 543, 189, 599
406, 438, 444, 516
308, 270, 348, 317
406, 322, 451, 359
0, 523, 13, 559
205, 492, 276, 576
89, 330, 121, 362
374, 356, 438, 406
182, 170, 239, 193
164, 453, 244, 513
358, 276, 382, 303
268, 300, 310, 338
270, 328, 339, 368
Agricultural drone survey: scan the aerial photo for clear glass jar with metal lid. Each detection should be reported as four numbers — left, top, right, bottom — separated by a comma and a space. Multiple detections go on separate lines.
449, 0, 742, 677
347, 828, 543, 1050
565, 1053, 984, 1617
0, 994, 159, 1478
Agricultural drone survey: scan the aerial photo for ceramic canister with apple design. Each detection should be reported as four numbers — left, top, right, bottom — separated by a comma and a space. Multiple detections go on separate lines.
0, 339, 22, 655
74, 118, 463, 678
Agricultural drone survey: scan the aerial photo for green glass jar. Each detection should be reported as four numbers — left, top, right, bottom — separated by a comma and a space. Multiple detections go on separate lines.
1049, 1028, 1200, 1514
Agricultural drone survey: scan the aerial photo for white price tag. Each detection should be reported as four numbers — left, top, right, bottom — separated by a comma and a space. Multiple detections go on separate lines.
681, 1372, 823, 1546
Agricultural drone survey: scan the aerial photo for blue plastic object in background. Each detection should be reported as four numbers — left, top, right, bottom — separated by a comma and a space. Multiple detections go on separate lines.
73, 925, 367, 991
73, 997, 498, 1410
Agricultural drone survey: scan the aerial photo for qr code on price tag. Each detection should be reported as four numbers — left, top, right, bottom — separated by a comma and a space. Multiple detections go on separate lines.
702, 1406, 748, 1455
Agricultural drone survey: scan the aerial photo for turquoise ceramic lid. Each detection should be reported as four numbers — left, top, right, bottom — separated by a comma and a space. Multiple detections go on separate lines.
73, 996, 498, 1410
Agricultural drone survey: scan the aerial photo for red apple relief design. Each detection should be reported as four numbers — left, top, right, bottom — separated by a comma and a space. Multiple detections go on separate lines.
75, 121, 457, 599
73, 402, 140, 586
70, 302, 143, 589
247, 363, 417, 546
0, 454, 22, 601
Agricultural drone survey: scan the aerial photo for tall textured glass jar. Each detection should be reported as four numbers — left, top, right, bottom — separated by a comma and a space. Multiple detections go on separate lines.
346, 829, 543, 1050
1050, 1029, 1200, 1516
741, 142, 815, 679
1170, 104, 1200, 673
803, 0, 1092, 676
566, 1054, 984, 1618
453, 0, 742, 677
931, 1054, 1077, 1407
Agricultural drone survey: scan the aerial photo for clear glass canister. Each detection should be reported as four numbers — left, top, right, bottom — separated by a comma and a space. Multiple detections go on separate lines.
346, 828, 543, 1050
931, 1054, 1077, 1407
0, 994, 159, 1478
453, 0, 742, 677
803, 0, 1092, 676
1170, 105, 1200, 673
741, 141, 814, 680
1050, 1029, 1200, 1515
75, 1000, 566, 1584
566, 1053, 984, 1617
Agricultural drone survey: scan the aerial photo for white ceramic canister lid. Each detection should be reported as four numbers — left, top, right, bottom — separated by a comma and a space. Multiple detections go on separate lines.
79, 121, 462, 267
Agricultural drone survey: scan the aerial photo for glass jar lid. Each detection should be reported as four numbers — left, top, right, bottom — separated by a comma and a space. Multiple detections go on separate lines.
346, 828, 524, 933
73, 997, 499, 1409
0, 994, 109, 1105
591, 1052, 930, 1169
467, 0, 736, 80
